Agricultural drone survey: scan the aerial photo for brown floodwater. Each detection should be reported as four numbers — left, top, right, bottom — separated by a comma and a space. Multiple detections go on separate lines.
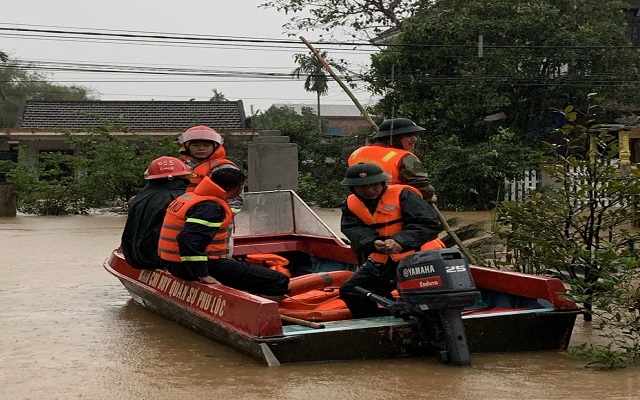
1, 211, 639, 400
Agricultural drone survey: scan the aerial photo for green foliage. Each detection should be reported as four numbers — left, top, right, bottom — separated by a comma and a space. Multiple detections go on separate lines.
0, 56, 97, 128
260, 0, 417, 39
252, 105, 355, 207
567, 255, 640, 368
68, 129, 178, 209
368, 0, 639, 144
292, 52, 331, 99
209, 89, 227, 101
7, 148, 87, 215
424, 127, 538, 210
5, 128, 177, 215
567, 342, 631, 370
494, 96, 640, 367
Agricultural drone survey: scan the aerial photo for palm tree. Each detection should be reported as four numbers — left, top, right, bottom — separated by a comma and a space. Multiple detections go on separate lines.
209, 88, 227, 101
292, 52, 330, 132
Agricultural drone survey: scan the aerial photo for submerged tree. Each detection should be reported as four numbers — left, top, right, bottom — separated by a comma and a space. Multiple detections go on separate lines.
494, 95, 640, 368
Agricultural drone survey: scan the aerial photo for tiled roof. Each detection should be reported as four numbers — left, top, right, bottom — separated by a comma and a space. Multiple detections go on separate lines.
16, 100, 247, 130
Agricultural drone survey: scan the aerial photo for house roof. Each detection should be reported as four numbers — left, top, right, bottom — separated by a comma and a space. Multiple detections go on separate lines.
15, 100, 247, 130
272, 103, 373, 118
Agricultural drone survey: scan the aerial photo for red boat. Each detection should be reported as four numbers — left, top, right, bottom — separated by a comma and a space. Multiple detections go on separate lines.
105, 190, 581, 365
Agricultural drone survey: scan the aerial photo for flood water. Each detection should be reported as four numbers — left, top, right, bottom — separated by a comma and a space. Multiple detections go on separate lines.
1, 211, 639, 400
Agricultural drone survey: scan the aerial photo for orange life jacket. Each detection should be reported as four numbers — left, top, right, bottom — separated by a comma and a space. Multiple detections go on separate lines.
346, 185, 445, 264
242, 253, 291, 277
348, 145, 415, 185
184, 146, 237, 186
158, 177, 233, 263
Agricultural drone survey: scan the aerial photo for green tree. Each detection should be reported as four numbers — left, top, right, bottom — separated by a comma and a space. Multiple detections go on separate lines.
292, 52, 332, 132
5, 122, 178, 214
0, 56, 97, 127
426, 127, 538, 210
368, 0, 638, 144
260, 0, 420, 40
209, 88, 227, 101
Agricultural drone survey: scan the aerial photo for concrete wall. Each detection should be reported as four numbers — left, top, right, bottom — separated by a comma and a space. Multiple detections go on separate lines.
247, 131, 298, 191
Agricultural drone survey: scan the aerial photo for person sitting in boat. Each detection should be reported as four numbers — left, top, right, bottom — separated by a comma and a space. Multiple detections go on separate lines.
178, 124, 243, 254
339, 162, 442, 318
158, 167, 290, 298
178, 124, 243, 213
121, 156, 193, 270
347, 118, 437, 203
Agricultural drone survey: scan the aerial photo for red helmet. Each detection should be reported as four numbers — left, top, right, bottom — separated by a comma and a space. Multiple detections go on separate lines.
144, 156, 192, 180
178, 125, 224, 146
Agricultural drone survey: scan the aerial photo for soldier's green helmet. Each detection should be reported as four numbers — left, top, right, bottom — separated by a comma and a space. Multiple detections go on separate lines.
341, 162, 391, 186
373, 118, 426, 139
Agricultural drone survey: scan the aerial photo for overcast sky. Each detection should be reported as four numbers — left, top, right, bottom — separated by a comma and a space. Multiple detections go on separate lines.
0, 0, 381, 114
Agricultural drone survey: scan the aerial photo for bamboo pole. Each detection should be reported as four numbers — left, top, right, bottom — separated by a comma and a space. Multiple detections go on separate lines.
299, 36, 378, 130
280, 314, 325, 329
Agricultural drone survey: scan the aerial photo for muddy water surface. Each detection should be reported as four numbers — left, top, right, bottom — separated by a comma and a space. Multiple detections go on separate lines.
1, 212, 638, 400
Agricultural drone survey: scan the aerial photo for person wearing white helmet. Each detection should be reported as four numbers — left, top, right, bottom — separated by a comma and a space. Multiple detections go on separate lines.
178, 125, 229, 183
121, 156, 192, 270
178, 125, 243, 214
178, 124, 244, 255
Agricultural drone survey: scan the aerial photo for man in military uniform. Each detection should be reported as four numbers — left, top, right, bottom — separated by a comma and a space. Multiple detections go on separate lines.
339, 162, 441, 318
348, 118, 436, 202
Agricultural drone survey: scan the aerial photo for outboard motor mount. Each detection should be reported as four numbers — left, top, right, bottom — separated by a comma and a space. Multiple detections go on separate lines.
356, 248, 478, 365
397, 248, 478, 365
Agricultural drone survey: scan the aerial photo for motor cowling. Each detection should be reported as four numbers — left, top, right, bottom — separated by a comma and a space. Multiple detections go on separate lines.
397, 248, 478, 310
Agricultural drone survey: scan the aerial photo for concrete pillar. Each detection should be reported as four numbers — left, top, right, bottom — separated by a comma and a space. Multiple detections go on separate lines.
0, 182, 17, 217
247, 130, 298, 191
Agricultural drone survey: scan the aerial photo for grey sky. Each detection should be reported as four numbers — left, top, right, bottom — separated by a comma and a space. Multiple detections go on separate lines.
0, 0, 380, 113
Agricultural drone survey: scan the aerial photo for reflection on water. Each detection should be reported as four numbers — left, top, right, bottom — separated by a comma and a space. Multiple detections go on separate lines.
1, 214, 639, 400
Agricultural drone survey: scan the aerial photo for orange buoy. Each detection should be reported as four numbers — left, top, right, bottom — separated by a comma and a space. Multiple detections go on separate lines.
279, 270, 354, 322
288, 270, 353, 296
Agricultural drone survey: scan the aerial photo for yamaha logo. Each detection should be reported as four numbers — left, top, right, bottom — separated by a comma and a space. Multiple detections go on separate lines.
402, 264, 435, 278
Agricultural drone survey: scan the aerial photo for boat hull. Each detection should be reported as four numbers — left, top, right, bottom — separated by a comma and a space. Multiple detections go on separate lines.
105, 249, 580, 365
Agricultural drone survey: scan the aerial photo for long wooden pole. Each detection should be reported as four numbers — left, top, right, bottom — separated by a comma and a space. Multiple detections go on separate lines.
298, 37, 477, 264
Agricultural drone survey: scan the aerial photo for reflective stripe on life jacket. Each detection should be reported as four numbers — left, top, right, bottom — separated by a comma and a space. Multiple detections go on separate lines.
158, 177, 233, 263
348, 145, 414, 185
346, 185, 444, 264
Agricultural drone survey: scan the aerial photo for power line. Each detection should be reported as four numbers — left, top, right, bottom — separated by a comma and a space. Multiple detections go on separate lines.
2, 24, 637, 50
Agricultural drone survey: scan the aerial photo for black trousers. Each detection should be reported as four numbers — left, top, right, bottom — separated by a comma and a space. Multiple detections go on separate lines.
339, 259, 398, 318
166, 258, 290, 296
207, 258, 290, 296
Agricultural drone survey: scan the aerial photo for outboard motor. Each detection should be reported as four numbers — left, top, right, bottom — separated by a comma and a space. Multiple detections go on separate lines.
356, 248, 478, 365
